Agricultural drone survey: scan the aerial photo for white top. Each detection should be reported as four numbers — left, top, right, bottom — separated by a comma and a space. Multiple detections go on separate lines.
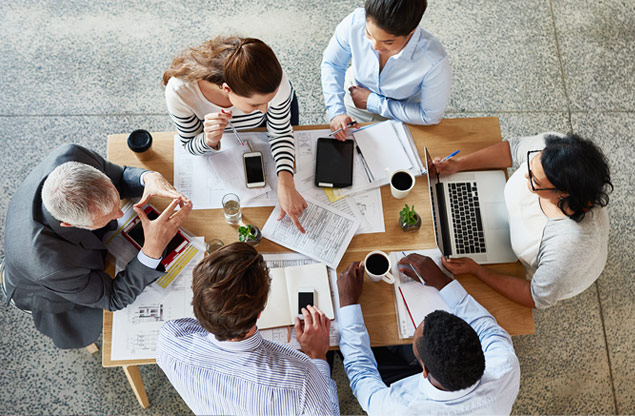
505, 133, 610, 308
165, 73, 295, 175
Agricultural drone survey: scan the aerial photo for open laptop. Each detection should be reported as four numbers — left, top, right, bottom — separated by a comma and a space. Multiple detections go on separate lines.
424, 147, 516, 264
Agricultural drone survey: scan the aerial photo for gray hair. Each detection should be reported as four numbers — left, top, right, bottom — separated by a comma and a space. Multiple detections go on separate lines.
41, 161, 119, 227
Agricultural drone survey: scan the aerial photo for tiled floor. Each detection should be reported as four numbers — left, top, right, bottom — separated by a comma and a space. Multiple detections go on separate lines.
1, 0, 633, 414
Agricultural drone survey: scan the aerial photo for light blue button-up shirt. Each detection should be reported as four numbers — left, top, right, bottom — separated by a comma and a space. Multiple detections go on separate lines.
321, 8, 452, 125
339, 280, 520, 415
156, 318, 339, 415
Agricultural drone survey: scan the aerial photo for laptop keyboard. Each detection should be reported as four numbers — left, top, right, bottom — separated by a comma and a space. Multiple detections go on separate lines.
448, 182, 486, 254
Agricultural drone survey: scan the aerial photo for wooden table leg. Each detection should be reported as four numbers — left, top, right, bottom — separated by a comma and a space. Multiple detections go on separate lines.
123, 365, 150, 408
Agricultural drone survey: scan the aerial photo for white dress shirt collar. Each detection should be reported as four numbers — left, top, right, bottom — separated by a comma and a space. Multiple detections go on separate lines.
418, 373, 481, 402
392, 27, 421, 61
207, 330, 263, 352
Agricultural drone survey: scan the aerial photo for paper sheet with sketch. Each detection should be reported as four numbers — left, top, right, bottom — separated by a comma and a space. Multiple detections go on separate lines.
261, 197, 360, 269
110, 238, 204, 361
173, 133, 278, 209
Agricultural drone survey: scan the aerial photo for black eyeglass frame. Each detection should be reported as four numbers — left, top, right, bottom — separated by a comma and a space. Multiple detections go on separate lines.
527, 150, 558, 192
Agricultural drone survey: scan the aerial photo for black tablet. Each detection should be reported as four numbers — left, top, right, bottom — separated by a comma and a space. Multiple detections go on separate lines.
315, 138, 354, 188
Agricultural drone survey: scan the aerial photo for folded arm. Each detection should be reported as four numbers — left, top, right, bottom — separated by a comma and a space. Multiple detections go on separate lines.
366, 56, 451, 125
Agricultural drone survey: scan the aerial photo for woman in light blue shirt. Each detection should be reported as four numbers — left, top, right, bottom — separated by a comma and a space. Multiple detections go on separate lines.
321, 0, 452, 140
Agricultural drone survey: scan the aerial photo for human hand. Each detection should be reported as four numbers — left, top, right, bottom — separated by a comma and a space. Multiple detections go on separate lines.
441, 257, 482, 278
337, 262, 365, 307
134, 198, 193, 259
135, 171, 189, 208
398, 254, 453, 291
349, 86, 371, 110
432, 156, 463, 175
294, 305, 330, 360
277, 171, 308, 233
329, 114, 359, 141
203, 111, 232, 148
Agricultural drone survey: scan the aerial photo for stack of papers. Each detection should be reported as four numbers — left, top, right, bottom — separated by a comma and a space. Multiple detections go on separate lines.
333, 121, 425, 198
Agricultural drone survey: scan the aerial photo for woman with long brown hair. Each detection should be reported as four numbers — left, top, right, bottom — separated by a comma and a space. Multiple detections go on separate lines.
163, 36, 307, 232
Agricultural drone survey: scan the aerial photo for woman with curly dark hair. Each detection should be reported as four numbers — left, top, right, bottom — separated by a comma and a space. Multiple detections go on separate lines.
434, 132, 613, 309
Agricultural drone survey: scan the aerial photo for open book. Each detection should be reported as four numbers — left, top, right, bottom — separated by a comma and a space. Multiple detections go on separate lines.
257, 263, 335, 329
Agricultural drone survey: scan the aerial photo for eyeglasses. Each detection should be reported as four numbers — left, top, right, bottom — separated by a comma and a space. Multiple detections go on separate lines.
527, 150, 558, 192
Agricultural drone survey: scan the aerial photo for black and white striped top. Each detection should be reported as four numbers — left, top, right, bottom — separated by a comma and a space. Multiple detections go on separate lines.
165, 73, 295, 175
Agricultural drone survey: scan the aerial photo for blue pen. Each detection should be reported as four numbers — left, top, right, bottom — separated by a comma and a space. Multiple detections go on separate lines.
400, 251, 425, 285
440, 150, 460, 162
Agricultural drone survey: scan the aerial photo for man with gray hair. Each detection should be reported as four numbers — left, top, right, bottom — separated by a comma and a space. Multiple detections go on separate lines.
2, 144, 192, 349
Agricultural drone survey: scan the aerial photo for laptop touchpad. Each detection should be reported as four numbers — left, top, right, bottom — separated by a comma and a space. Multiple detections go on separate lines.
483, 202, 509, 230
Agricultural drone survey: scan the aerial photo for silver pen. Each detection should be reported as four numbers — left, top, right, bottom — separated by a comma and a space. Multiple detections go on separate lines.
329, 120, 358, 137
221, 109, 245, 146
401, 251, 425, 285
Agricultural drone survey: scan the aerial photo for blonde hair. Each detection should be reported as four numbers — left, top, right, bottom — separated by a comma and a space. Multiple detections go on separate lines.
162, 36, 282, 97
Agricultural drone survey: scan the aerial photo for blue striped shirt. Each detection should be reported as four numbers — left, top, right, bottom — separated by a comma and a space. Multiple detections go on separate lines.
156, 318, 339, 415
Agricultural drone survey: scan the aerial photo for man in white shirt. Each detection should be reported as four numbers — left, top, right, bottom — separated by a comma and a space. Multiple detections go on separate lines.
337, 254, 520, 415
156, 242, 339, 415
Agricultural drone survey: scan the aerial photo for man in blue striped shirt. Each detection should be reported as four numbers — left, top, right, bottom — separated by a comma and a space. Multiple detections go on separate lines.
156, 243, 339, 415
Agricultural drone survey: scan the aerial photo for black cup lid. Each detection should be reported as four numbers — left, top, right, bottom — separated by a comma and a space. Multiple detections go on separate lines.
127, 129, 153, 152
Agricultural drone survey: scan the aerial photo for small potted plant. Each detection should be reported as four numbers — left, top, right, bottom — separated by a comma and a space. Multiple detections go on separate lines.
238, 224, 263, 246
399, 204, 421, 232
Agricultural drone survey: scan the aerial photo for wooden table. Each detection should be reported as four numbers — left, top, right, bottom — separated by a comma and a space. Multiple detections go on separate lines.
103, 117, 534, 407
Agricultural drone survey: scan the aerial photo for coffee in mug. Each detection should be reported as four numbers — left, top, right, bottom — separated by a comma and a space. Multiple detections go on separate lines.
364, 250, 396, 284
389, 169, 415, 199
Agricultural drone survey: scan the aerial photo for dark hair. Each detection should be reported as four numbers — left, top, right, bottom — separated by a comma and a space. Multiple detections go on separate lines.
365, 0, 427, 36
192, 242, 271, 341
415, 310, 485, 391
541, 133, 613, 222
162, 36, 282, 97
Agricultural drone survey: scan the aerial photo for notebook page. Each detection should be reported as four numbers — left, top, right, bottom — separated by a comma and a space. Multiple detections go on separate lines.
354, 121, 413, 180
257, 268, 292, 329
284, 263, 335, 322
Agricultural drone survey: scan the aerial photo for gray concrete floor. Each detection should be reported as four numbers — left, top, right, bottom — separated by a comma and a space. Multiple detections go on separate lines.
0, 0, 633, 414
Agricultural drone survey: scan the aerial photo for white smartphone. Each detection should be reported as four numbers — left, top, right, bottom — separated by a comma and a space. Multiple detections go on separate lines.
297, 287, 316, 320
243, 151, 266, 188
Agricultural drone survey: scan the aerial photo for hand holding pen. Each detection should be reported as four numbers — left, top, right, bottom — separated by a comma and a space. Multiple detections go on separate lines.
432, 150, 461, 174
329, 114, 359, 141
203, 110, 233, 149
221, 109, 245, 146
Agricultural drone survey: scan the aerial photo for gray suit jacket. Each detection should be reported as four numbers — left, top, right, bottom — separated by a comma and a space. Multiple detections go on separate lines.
3, 144, 163, 348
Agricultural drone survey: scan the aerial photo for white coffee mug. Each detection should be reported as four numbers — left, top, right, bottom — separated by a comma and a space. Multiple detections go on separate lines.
364, 250, 396, 284
388, 169, 415, 199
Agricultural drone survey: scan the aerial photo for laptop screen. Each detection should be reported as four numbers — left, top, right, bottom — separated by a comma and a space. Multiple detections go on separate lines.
423, 148, 448, 256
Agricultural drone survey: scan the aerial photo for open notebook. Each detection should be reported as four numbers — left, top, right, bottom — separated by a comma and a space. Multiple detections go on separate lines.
391, 249, 452, 338
257, 263, 335, 329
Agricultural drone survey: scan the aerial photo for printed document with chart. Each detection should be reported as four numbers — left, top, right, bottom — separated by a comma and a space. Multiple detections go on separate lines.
261, 196, 360, 269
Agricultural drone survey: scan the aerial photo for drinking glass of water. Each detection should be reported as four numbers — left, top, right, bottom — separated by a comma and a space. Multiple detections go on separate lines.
222, 193, 242, 225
